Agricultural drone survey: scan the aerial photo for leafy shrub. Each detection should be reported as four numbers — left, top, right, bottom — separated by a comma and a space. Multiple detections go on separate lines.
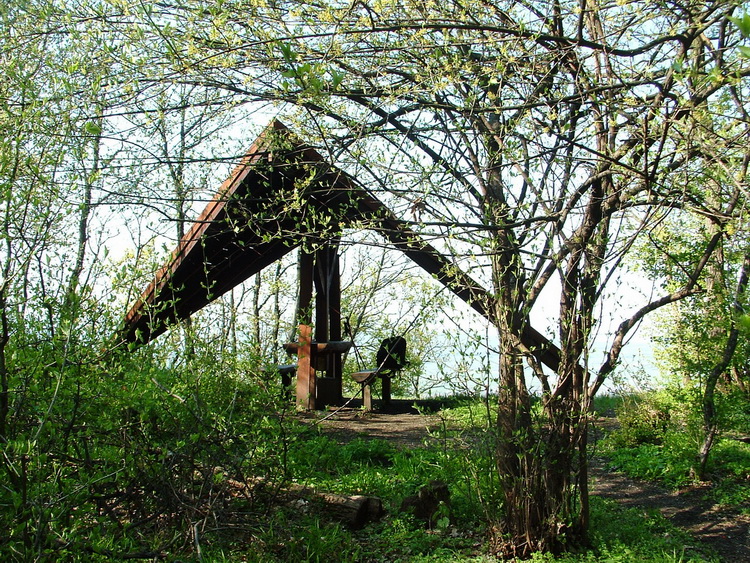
718, 389, 750, 435
605, 429, 696, 488
701, 439, 750, 509
608, 393, 675, 447
0, 341, 297, 561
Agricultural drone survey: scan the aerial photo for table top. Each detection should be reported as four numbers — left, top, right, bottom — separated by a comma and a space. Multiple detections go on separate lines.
283, 340, 353, 354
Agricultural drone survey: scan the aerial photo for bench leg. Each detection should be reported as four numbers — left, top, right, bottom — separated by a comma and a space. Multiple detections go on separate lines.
363, 383, 372, 412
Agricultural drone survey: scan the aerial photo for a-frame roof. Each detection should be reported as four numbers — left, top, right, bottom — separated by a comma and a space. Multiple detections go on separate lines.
122, 120, 562, 372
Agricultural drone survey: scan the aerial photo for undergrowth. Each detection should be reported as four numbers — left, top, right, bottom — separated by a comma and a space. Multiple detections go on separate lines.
0, 356, 726, 563
601, 390, 750, 511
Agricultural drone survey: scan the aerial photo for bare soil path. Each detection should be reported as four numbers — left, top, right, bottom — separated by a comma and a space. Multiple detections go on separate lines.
302, 400, 441, 449
307, 402, 750, 562
590, 459, 750, 562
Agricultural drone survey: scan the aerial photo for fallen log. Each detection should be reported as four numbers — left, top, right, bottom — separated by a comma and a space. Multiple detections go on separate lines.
226, 474, 383, 529
286, 484, 384, 529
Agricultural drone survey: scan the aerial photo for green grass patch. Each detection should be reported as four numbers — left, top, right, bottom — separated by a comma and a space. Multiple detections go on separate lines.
703, 439, 750, 510
223, 494, 715, 562
433, 396, 496, 430
604, 438, 696, 488
584, 497, 717, 562
591, 394, 626, 417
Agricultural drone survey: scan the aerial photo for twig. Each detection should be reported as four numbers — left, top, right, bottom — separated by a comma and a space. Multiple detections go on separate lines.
151, 377, 185, 403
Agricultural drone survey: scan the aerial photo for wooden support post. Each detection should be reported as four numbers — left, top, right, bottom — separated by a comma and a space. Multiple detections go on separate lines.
297, 251, 314, 327
313, 247, 330, 344
296, 324, 315, 410
329, 247, 343, 404
363, 383, 372, 412
312, 240, 344, 408
381, 376, 392, 405
312, 248, 330, 409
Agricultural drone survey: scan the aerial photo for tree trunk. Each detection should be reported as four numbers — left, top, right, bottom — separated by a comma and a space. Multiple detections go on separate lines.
271, 261, 283, 364
252, 272, 262, 358
490, 234, 586, 555
64, 115, 99, 315
494, 373, 587, 556
0, 291, 9, 441
696, 252, 750, 479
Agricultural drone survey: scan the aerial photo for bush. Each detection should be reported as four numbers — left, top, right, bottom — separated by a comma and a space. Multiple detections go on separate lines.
601, 388, 750, 512
0, 342, 298, 561
608, 393, 675, 447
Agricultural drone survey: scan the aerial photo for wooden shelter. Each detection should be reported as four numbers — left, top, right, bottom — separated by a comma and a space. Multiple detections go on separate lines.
122, 120, 562, 409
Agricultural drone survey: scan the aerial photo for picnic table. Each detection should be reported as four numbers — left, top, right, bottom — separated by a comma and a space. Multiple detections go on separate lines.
283, 324, 352, 409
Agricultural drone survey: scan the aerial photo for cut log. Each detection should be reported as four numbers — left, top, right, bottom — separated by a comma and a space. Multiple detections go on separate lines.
281, 482, 383, 529
315, 492, 383, 529
224, 474, 384, 529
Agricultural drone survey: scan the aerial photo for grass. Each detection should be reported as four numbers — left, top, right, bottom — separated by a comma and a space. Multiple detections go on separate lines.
599, 391, 750, 511
239, 391, 746, 561
214, 490, 713, 562
3, 385, 728, 562
227, 398, 717, 563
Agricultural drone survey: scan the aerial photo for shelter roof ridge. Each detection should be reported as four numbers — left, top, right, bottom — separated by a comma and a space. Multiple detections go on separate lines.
121, 120, 564, 376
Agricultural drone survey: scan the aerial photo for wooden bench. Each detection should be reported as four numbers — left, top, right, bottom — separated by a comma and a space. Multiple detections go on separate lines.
350, 337, 406, 411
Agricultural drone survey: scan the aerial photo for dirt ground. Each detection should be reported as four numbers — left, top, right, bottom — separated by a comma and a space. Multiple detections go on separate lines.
300, 400, 442, 449
305, 401, 750, 562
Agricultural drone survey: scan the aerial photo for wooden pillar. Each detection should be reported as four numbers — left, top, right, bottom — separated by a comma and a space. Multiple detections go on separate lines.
295, 250, 315, 410
381, 376, 391, 405
363, 382, 372, 412
313, 247, 330, 343
329, 248, 343, 404
296, 324, 315, 410
297, 251, 314, 326
293, 240, 345, 410
312, 239, 344, 408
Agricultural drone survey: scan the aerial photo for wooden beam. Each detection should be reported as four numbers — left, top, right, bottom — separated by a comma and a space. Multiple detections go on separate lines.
296, 324, 315, 410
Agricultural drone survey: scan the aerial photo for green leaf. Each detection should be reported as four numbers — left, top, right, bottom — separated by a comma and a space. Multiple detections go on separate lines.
739, 46, 750, 58
330, 70, 344, 90
278, 42, 297, 63
737, 314, 750, 334
83, 121, 102, 135
730, 14, 750, 38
